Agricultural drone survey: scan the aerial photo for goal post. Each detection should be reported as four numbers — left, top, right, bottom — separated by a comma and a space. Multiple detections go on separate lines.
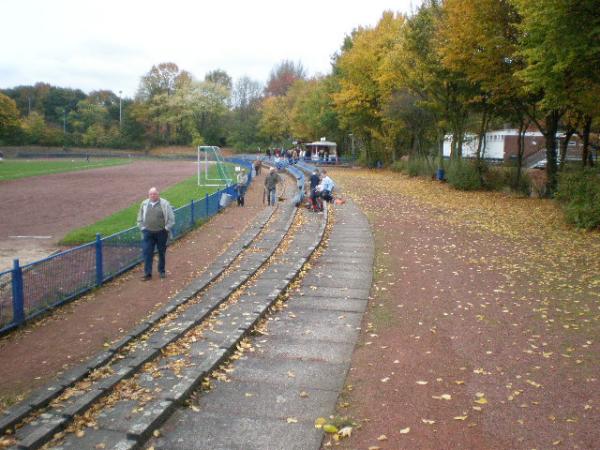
197, 145, 233, 187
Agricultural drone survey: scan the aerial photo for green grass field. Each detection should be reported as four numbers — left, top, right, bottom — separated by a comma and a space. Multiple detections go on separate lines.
60, 163, 238, 245
0, 158, 131, 181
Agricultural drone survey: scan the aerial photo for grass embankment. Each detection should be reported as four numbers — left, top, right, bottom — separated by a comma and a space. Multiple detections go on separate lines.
60, 164, 237, 245
0, 158, 130, 181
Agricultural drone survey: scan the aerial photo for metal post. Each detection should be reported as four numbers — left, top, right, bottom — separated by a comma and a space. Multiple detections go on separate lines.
95, 234, 103, 287
190, 199, 195, 227
11, 259, 25, 326
205, 193, 209, 217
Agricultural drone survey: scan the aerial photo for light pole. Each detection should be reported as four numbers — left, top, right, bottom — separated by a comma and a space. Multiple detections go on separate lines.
118, 90, 122, 128
62, 108, 67, 149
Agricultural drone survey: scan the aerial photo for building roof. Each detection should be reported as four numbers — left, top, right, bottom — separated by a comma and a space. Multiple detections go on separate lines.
306, 140, 337, 147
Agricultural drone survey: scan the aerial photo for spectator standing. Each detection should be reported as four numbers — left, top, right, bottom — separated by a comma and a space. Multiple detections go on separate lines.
137, 187, 175, 280
264, 167, 282, 206
236, 168, 249, 206
254, 157, 262, 176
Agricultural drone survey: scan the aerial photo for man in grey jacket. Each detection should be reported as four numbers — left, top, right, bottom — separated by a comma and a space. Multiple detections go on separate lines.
137, 187, 175, 280
264, 167, 282, 206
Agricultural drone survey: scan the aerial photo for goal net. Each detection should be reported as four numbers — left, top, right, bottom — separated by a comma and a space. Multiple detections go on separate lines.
197, 146, 233, 187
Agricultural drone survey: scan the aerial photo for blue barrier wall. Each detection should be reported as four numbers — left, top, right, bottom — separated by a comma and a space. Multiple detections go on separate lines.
0, 159, 253, 334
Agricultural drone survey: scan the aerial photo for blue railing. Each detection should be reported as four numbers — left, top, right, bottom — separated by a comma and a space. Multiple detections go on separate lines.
0, 159, 253, 335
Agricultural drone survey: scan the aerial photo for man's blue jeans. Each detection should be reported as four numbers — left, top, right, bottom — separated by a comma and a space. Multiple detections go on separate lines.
267, 188, 276, 205
142, 229, 168, 276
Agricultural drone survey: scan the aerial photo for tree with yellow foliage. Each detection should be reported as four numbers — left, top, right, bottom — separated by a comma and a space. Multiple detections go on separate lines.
332, 11, 405, 164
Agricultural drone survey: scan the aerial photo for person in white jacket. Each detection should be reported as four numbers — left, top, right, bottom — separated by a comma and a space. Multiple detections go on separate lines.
236, 168, 249, 206
137, 187, 175, 280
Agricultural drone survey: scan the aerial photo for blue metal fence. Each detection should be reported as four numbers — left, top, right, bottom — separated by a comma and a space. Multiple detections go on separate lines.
0, 159, 252, 334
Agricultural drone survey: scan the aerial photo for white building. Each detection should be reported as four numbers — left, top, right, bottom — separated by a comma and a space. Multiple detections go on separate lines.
443, 129, 546, 161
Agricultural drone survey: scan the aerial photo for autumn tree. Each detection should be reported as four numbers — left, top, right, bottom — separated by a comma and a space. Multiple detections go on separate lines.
137, 62, 186, 100
189, 80, 230, 145
205, 69, 233, 93
403, 1, 475, 163
288, 77, 339, 144
258, 95, 292, 145
264, 60, 306, 97
440, 0, 532, 183
512, 0, 600, 191
0, 92, 21, 143
228, 76, 264, 149
333, 11, 405, 164
134, 63, 193, 144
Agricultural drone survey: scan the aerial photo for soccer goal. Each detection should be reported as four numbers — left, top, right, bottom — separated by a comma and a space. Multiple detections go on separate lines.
197, 145, 233, 187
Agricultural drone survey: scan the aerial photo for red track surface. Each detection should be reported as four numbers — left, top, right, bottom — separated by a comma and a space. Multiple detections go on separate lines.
0, 160, 197, 270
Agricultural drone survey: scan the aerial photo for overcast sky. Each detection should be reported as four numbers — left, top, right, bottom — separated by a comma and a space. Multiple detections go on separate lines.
1, 0, 418, 98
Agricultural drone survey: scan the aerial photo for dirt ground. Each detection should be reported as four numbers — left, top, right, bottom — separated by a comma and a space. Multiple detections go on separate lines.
0, 160, 200, 271
0, 166, 271, 404
327, 168, 599, 450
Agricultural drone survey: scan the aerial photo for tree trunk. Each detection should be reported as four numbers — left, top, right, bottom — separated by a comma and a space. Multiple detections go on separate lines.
438, 129, 446, 170
475, 110, 488, 163
410, 133, 417, 156
581, 115, 592, 167
515, 119, 527, 187
543, 110, 561, 195
559, 127, 575, 170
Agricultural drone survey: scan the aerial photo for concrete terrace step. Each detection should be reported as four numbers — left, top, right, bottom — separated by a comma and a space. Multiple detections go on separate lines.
1, 171, 307, 450
48, 206, 328, 450
150, 199, 374, 450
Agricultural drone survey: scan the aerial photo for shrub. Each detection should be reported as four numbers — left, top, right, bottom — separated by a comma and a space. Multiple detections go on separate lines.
481, 165, 509, 191
483, 166, 532, 196
407, 156, 434, 177
556, 169, 600, 230
390, 160, 407, 173
446, 159, 482, 190
511, 169, 532, 196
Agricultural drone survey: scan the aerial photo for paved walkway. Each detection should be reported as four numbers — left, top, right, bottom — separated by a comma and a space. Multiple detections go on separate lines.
150, 200, 373, 449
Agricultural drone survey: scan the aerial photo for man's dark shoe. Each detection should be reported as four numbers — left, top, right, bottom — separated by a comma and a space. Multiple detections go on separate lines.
159, 272, 166, 279
142, 274, 152, 281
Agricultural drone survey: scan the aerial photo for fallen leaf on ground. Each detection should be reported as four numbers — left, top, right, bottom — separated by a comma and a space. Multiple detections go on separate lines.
323, 424, 339, 433
338, 426, 352, 438
315, 417, 327, 428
